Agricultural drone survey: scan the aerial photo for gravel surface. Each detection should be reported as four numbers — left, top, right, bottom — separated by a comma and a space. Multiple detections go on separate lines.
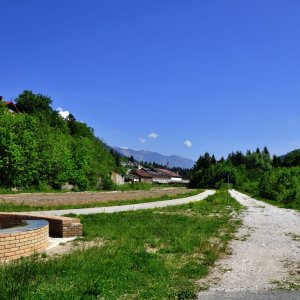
198, 190, 300, 298
198, 290, 300, 300
0, 187, 195, 207
20, 190, 215, 216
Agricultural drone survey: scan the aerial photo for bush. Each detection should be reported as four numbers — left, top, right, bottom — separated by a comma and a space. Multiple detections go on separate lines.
116, 182, 152, 191
99, 176, 116, 191
258, 167, 300, 204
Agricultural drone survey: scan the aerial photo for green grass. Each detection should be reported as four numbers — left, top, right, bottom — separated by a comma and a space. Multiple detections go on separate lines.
111, 182, 153, 191
0, 191, 242, 299
0, 183, 187, 194
112, 182, 189, 191
238, 190, 300, 211
0, 190, 200, 212
0, 183, 153, 194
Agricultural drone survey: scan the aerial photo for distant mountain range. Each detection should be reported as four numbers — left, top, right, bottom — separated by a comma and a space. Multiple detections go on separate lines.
114, 147, 195, 169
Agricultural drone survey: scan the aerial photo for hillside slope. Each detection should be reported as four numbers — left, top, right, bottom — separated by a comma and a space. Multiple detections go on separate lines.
0, 91, 118, 191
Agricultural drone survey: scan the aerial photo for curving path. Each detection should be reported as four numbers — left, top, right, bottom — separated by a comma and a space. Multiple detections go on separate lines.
20, 190, 215, 216
199, 190, 300, 299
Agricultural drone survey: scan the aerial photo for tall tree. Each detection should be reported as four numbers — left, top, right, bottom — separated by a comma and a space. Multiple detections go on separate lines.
15, 90, 53, 115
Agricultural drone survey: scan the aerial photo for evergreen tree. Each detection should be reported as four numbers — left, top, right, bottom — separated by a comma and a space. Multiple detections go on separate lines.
263, 146, 270, 156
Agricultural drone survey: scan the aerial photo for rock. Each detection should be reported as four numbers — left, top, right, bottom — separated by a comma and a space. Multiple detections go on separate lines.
61, 183, 74, 191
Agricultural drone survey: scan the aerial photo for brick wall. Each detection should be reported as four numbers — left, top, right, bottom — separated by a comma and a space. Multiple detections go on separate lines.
0, 213, 83, 261
0, 223, 49, 262
0, 214, 83, 238
0, 218, 25, 229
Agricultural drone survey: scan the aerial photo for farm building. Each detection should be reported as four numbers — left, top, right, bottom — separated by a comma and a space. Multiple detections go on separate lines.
126, 168, 183, 184
157, 169, 183, 183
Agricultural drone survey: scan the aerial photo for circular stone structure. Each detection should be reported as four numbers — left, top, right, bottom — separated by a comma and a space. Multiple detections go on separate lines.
0, 219, 49, 262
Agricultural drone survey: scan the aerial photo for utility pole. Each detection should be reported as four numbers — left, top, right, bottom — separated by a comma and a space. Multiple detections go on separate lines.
227, 174, 230, 203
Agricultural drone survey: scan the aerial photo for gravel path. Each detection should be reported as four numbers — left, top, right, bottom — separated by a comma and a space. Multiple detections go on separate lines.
198, 190, 300, 299
21, 190, 215, 216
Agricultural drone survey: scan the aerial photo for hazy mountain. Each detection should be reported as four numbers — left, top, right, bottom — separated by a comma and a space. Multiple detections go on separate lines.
114, 147, 195, 169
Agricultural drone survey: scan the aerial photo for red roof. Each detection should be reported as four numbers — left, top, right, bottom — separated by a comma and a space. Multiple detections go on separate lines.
4, 101, 19, 113
131, 168, 181, 179
157, 169, 182, 178
131, 169, 153, 178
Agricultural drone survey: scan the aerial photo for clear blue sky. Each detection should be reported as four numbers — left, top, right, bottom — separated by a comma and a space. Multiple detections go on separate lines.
1, 0, 299, 160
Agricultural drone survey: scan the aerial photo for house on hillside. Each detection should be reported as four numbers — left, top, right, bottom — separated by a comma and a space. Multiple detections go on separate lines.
141, 168, 171, 184
126, 167, 183, 184
129, 169, 154, 184
0, 97, 19, 113
157, 169, 183, 183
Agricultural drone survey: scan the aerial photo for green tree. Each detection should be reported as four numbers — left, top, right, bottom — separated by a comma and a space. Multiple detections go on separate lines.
0, 91, 117, 191
15, 90, 53, 115
282, 150, 300, 167
263, 146, 270, 156
272, 155, 282, 168
228, 151, 245, 167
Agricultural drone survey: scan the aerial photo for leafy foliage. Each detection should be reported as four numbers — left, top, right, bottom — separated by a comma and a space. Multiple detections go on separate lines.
259, 167, 300, 205
281, 149, 300, 167
0, 91, 117, 190
190, 147, 300, 208
15, 90, 53, 115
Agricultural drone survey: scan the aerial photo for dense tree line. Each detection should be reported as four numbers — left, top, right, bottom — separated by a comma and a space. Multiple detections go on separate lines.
189, 147, 300, 208
0, 91, 121, 191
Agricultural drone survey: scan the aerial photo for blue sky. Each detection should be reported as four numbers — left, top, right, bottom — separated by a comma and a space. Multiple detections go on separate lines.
1, 0, 299, 160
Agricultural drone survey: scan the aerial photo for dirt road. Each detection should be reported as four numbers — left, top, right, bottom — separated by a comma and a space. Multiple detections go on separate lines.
20, 190, 215, 216
0, 187, 195, 207
199, 190, 300, 299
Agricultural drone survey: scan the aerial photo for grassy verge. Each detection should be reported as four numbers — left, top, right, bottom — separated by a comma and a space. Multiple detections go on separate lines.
237, 190, 300, 211
0, 184, 153, 194
113, 182, 190, 191
0, 191, 242, 299
0, 183, 187, 194
0, 190, 201, 212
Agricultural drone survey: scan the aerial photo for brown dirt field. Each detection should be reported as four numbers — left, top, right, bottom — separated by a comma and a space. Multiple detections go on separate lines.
0, 187, 196, 207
